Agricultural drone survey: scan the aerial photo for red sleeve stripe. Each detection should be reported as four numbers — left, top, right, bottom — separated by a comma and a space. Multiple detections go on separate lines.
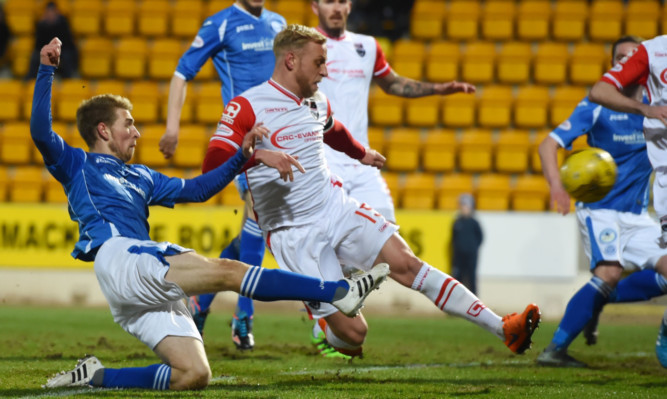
374, 64, 390, 77
601, 73, 624, 90
210, 136, 241, 150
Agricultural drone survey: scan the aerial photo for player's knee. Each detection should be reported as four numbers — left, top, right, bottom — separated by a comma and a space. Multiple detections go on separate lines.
593, 262, 623, 286
211, 258, 248, 290
171, 363, 211, 391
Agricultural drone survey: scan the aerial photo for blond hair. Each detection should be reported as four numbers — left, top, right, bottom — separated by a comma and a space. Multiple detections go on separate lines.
273, 24, 326, 58
76, 94, 133, 148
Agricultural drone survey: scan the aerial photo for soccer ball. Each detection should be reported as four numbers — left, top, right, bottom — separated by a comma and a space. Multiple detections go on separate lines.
559, 148, 617, 203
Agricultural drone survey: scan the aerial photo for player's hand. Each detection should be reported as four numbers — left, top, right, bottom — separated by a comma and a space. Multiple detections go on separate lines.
255, 149, 305, 182
643, 105, 667, 127
550, 186, 572, 215
434, 81, 476, 95
242, 123, 271, 158
159, 129, 179, 159
360, 148, 385, 169
40, 37, 61, 67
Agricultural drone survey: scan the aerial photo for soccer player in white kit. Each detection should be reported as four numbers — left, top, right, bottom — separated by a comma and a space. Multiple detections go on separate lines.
590, 35, 667, 368
204, 24, 541, 359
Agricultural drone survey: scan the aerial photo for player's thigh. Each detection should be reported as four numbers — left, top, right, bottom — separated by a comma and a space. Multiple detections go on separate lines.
165, 251, 248, 296
346, 166, 396, 222
576, 208, 623, 271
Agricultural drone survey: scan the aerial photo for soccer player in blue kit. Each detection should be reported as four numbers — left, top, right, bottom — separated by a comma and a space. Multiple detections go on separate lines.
159, 0, 285, 350
537, 36, 667, 367
36, 38, 389, 391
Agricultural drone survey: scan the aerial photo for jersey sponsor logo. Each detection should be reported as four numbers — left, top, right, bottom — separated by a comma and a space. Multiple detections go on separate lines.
660, 68, 667, 85
192, 35, 204, 48
270, 124, 322, 149
103, 173, 147, 201
355, 42, 366, 57
609, 114, 629, 121
264, 107, 288, 113
612, 131, 645, 145
221, 101, 242, 124
236, 24, 254, 33
599, 228, 617, 243
557, 120, 572, 131
214, 123, 235, 137
655, 52, 667, 57
241, 38, 274, 51
610, 62, 623, 72
324, 60, 366, 81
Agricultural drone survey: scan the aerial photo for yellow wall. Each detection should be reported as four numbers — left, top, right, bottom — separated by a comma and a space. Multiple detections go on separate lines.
0, 204, 455, 272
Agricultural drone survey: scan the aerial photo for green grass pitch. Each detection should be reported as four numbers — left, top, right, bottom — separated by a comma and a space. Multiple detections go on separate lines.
1, 305, 666, 398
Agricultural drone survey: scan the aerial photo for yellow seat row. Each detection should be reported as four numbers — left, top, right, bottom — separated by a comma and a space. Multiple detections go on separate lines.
382, 171, 551, 212
370, 85, 587, 129
411, 0, 661, 42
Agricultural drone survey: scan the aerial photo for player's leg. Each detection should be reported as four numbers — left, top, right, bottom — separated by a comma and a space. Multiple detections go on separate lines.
653, 166, 667, 243
656, 309, 667, 368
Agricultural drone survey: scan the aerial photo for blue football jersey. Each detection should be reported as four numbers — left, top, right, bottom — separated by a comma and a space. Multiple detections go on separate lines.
550, 96, 651, 214
174, 4, 286, 105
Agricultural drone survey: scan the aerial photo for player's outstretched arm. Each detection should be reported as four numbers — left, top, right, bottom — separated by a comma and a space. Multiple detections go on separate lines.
538, 136, 571, 215
375, 70, 476, 98
360, 148, 385, 170
160, 75, 188, 159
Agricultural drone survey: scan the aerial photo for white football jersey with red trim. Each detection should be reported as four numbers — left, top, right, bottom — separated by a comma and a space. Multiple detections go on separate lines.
316, 29, 391, 166
213, 79, 336, 230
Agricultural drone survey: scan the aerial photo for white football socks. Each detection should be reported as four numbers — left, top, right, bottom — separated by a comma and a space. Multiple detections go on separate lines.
412, 263, 504, 339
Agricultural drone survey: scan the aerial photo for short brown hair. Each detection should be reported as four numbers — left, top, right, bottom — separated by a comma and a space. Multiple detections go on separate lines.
273, 24, 326, 58
76, 94, 133, 148
612, 35, 643, 60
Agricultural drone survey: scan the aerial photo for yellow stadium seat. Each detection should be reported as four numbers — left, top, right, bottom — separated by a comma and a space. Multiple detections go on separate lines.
589, 1, 623, 43
376, 37, 392, 61
80, 37, 114, 79
477, 85, 513, 129
494, 130, 531, 174
476, 174, 511, 211
9, 36, 33, 78
446, 1, 481, 41
92, 80, 127, 97
0, 166, 8, 201
625, 1, 660, 38
569, 43, 606, 86
9, 166, 44, 203
162, 88, 195, 124
481, 0, 516, 41
273, 0, 307, 25
516, 0, 551, 41
512, 174, 549, 211
384, 128, 421, 172
550, 86, 587, 127
530, 130, 565, 173
172, 0, 205, 38
65, 127, 89, 151
21, 80, 36, 121
552, 1, 588, 42
194, 59, 217, 82
4, 0, 36, 35
401, 173, 437, 210
534, 42, 569, 85
44, 174, 68, 203
0, 80, 24, 121
514, 85, 550, 129
496, 42, 532, 84
370, 89, 405, 127
148, 38, 183, 80
410, 0, 446, 40
221, 182, 245, 207
437, 174, 474, 210
138, 0, 170, 37
103, 0, 137, 37
391, 39, 425, 81
368, 126, 385, 154
661, 4, 667, 35
458, 129, 494, 173
70, 0, 103, 37
381, 171, 400, 207
426, 42, 460, 82
54, 80, 92, 122
194, 82, 224, 124
461, 42, 496, 84
127, 81, 161, 123
172, 125, 208, 168
441, 92, 475, 128
1, 122, 32, 164
405, 97, 440, 127
135, 124, 170, 168
206, 0, 236, 16
114, 37, 148, 80
422, 129, 457, 173
569, 134, 590, 153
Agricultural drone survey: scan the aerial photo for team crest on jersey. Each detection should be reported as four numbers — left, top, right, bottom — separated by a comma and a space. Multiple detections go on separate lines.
355, 43, 366, 57
599, 228, 617, 243
305, 99, 319, 119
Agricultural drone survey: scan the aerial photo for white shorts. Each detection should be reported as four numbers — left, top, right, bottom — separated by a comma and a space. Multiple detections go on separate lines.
576, 207, 667, 271
94, 237, 201, 349
265, 185, 398, 319
329, 162, 396, 222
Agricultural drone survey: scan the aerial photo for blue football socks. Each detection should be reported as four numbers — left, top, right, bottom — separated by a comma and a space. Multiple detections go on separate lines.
236, 219, 265, 318
93, 364, 171, 390
551, 276, 612, 351
611, 269, 667, 303
240, 265, 349, 302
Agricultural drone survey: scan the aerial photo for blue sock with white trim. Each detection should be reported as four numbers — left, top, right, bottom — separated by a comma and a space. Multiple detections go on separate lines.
94, 364, 171, 390
550, 276, 611, 351
237, 219, 264, 317
240, 265, 349, 302
610, 269, 667, 303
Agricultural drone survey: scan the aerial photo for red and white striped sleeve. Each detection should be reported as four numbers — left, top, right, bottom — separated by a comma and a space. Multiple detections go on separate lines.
373, 39, 392, 78
600, 44, 649, 90
203, 96, 255, 173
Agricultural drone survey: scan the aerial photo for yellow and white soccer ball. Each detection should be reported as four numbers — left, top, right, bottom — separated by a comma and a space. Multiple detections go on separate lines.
559, 148, 617, 203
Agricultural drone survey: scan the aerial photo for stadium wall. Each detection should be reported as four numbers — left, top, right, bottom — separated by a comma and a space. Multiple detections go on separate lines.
0, 203, 624, 319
